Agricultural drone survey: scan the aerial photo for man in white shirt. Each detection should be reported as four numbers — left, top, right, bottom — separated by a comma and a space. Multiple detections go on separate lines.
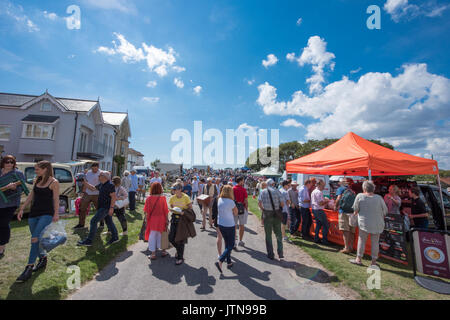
191, 176, 199, 200
149, 171, 162, 186
311, 180, 330, 244
75, 162, 100, 229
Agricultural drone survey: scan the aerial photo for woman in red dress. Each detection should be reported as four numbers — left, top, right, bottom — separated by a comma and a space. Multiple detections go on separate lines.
144, 182, 169, 260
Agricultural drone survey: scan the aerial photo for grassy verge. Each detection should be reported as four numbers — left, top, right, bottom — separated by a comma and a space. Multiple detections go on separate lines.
248, 197, 449, 300
0, 203, 145, 300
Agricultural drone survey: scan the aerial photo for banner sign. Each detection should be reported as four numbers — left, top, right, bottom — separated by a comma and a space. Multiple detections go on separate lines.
413, 230, 450, 279
379, 214, 409, 265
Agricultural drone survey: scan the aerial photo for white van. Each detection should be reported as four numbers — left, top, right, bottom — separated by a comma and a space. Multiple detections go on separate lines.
291, 173, 331, 197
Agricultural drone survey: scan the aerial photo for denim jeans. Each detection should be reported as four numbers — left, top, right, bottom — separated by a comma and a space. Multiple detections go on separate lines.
300, 207, 312, 237
28, 215, 53, 265
263, 210, 283, 258
218, 225, 235, 264
289, 207, 301, 235
312, 209, 329, 242
87, 208, 118, 242
192, 191, 198, 200
128, 192, 136, 211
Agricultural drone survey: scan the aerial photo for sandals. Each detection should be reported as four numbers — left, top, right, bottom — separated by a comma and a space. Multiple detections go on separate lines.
227, 263, 234, 269
175, 259, 184, 266
349, 259, 364, 266
148, 255, 157, 260
339, 249, 352, 254
215, 261, 223, 273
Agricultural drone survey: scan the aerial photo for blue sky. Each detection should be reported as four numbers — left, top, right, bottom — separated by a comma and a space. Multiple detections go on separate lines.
0, 0, 449, 169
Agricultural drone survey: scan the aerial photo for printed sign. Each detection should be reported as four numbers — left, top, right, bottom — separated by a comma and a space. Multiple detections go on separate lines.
414, 231, 450, 279
379, 214, 409, 265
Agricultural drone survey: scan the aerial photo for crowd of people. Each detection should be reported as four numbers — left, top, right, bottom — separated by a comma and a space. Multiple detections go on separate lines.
0, 155, 433, 284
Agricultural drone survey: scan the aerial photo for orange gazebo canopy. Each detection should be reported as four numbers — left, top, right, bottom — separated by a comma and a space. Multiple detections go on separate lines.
286, 132, 439, 176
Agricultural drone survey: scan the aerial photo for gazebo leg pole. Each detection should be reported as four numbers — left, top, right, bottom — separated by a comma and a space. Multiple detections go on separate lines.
437, 174, 447, 231
368, 169, 372, 181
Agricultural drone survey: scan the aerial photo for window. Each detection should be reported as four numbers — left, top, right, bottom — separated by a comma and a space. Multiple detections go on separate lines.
0, 126, 11, 141
22, 124, 55, 139
78, 130, 89, 152
25, 167, 37, 184
54, 168, 73, 183
41, 102, 52, 112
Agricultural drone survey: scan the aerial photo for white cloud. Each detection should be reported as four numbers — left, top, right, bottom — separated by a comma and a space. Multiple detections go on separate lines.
43, 11, 58, 20
296, 18, 303, 26
172, 66, 186, 73
68, 54, 76, 59
146, 81, 157, 88
237, 123, 258, 132
247, 79, 256, 86
193, 86, 202, 95
262, 54, 278, 69
81, 0, 136, 14
256, 63, 450, 168
384, 0, 449, 22
281, 119, 304, 128
0, 0, 40, 32
142, 97, 160, 103
350, 67, 362, 74
174, 77, 184, 88
287, 36, 335, 94
95, 33, 180, 78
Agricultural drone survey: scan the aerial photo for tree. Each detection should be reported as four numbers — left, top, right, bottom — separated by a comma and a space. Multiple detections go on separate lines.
113, 155, 125, 175
151, 158, 161, 170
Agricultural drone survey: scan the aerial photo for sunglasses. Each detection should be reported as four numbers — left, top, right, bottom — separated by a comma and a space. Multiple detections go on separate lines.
4, 160, 14, 164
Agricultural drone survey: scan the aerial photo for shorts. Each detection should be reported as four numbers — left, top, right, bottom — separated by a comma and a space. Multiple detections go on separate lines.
234, 211, 248, 225
339, 213, 356, 233
282, 211, 288, 225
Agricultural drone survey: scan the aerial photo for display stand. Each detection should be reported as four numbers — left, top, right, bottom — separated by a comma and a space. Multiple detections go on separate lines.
410, 228, 450, 294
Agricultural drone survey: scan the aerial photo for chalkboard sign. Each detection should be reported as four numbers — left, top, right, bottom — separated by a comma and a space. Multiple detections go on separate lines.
379, 213, 409, 265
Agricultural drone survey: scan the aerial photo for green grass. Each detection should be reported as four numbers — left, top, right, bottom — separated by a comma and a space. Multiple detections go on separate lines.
248, 197, 450, 300
0, 203, 146, 300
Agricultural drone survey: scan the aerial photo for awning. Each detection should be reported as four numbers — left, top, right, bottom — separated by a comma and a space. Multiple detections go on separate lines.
286, 132, 439, 176
22, 115, 60, 123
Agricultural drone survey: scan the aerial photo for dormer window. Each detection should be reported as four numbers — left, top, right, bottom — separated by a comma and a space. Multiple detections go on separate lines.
41, 102, 52, 112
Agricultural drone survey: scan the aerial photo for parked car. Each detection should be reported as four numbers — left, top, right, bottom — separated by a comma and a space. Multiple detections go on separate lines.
16, 162, 76, 215
418, 184, 450, 231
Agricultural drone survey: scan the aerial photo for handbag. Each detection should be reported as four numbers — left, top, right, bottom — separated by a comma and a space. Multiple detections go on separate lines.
115, 198, 129, 209
139, 195, 160, 241
349, 213, 358, 228
267, 189, 283, 221
235, 202, 246, 215
161, 230, 172, 250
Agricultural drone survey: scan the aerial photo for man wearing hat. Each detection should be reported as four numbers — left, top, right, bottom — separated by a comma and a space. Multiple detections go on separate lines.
258, 179, 285, 260
334, 177, 355, 253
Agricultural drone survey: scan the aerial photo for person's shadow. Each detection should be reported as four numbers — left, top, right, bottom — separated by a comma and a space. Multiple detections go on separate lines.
218, 256, 285, 300
148, 259, 216, 295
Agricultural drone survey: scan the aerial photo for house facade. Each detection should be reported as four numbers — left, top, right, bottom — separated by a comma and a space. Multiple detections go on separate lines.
102, 111, 131, 175
127, 148, 145, 170
0, 91, 128, 172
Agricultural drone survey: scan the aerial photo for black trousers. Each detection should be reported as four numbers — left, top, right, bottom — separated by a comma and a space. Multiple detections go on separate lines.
169, 219, 185, 259
129, 192, 136, 211
0, 206, 17, 246
300, 207, 312, 238
108, 208, 128, 232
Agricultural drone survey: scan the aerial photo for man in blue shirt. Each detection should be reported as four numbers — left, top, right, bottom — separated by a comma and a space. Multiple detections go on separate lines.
128, 169, 139, 212
298, 179, 313, 239
182, 180, 192, 197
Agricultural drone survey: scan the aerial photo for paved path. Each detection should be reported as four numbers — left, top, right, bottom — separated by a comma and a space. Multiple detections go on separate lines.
69, 198, 347, 300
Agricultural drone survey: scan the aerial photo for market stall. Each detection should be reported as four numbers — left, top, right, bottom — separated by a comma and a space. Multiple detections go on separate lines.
286, 132, 445, 264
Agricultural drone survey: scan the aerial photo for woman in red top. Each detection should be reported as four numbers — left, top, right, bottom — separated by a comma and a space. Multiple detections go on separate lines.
144, 182, 169, 260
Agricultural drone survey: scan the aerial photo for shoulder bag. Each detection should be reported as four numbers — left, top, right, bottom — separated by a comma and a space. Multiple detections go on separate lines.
267, 189, 283, 221
139, 195, 160, 241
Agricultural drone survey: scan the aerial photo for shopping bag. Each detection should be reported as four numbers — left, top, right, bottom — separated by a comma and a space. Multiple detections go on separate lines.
115, 198, 129, 209
349, 213, 358, 228
39, 221, 67, 252
161, 231, 172, 250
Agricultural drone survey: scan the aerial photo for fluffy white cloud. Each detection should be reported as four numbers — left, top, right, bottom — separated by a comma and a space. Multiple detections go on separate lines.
172, 66, 186, 73
281, 119, 304, 128
146, 81, 157, 88
262, 54, 278, 69
384, 0, 449, 22
142, 97, 160, 103
237, 123, 258, 132
174, 77, 184, 88
257, 63, 450, 167
193, 86, 202, 95
95, 33, 180, 78
287, 36, 335, 94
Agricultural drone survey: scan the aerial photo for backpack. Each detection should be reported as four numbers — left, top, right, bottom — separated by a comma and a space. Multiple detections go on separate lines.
340, 189, 356, 213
